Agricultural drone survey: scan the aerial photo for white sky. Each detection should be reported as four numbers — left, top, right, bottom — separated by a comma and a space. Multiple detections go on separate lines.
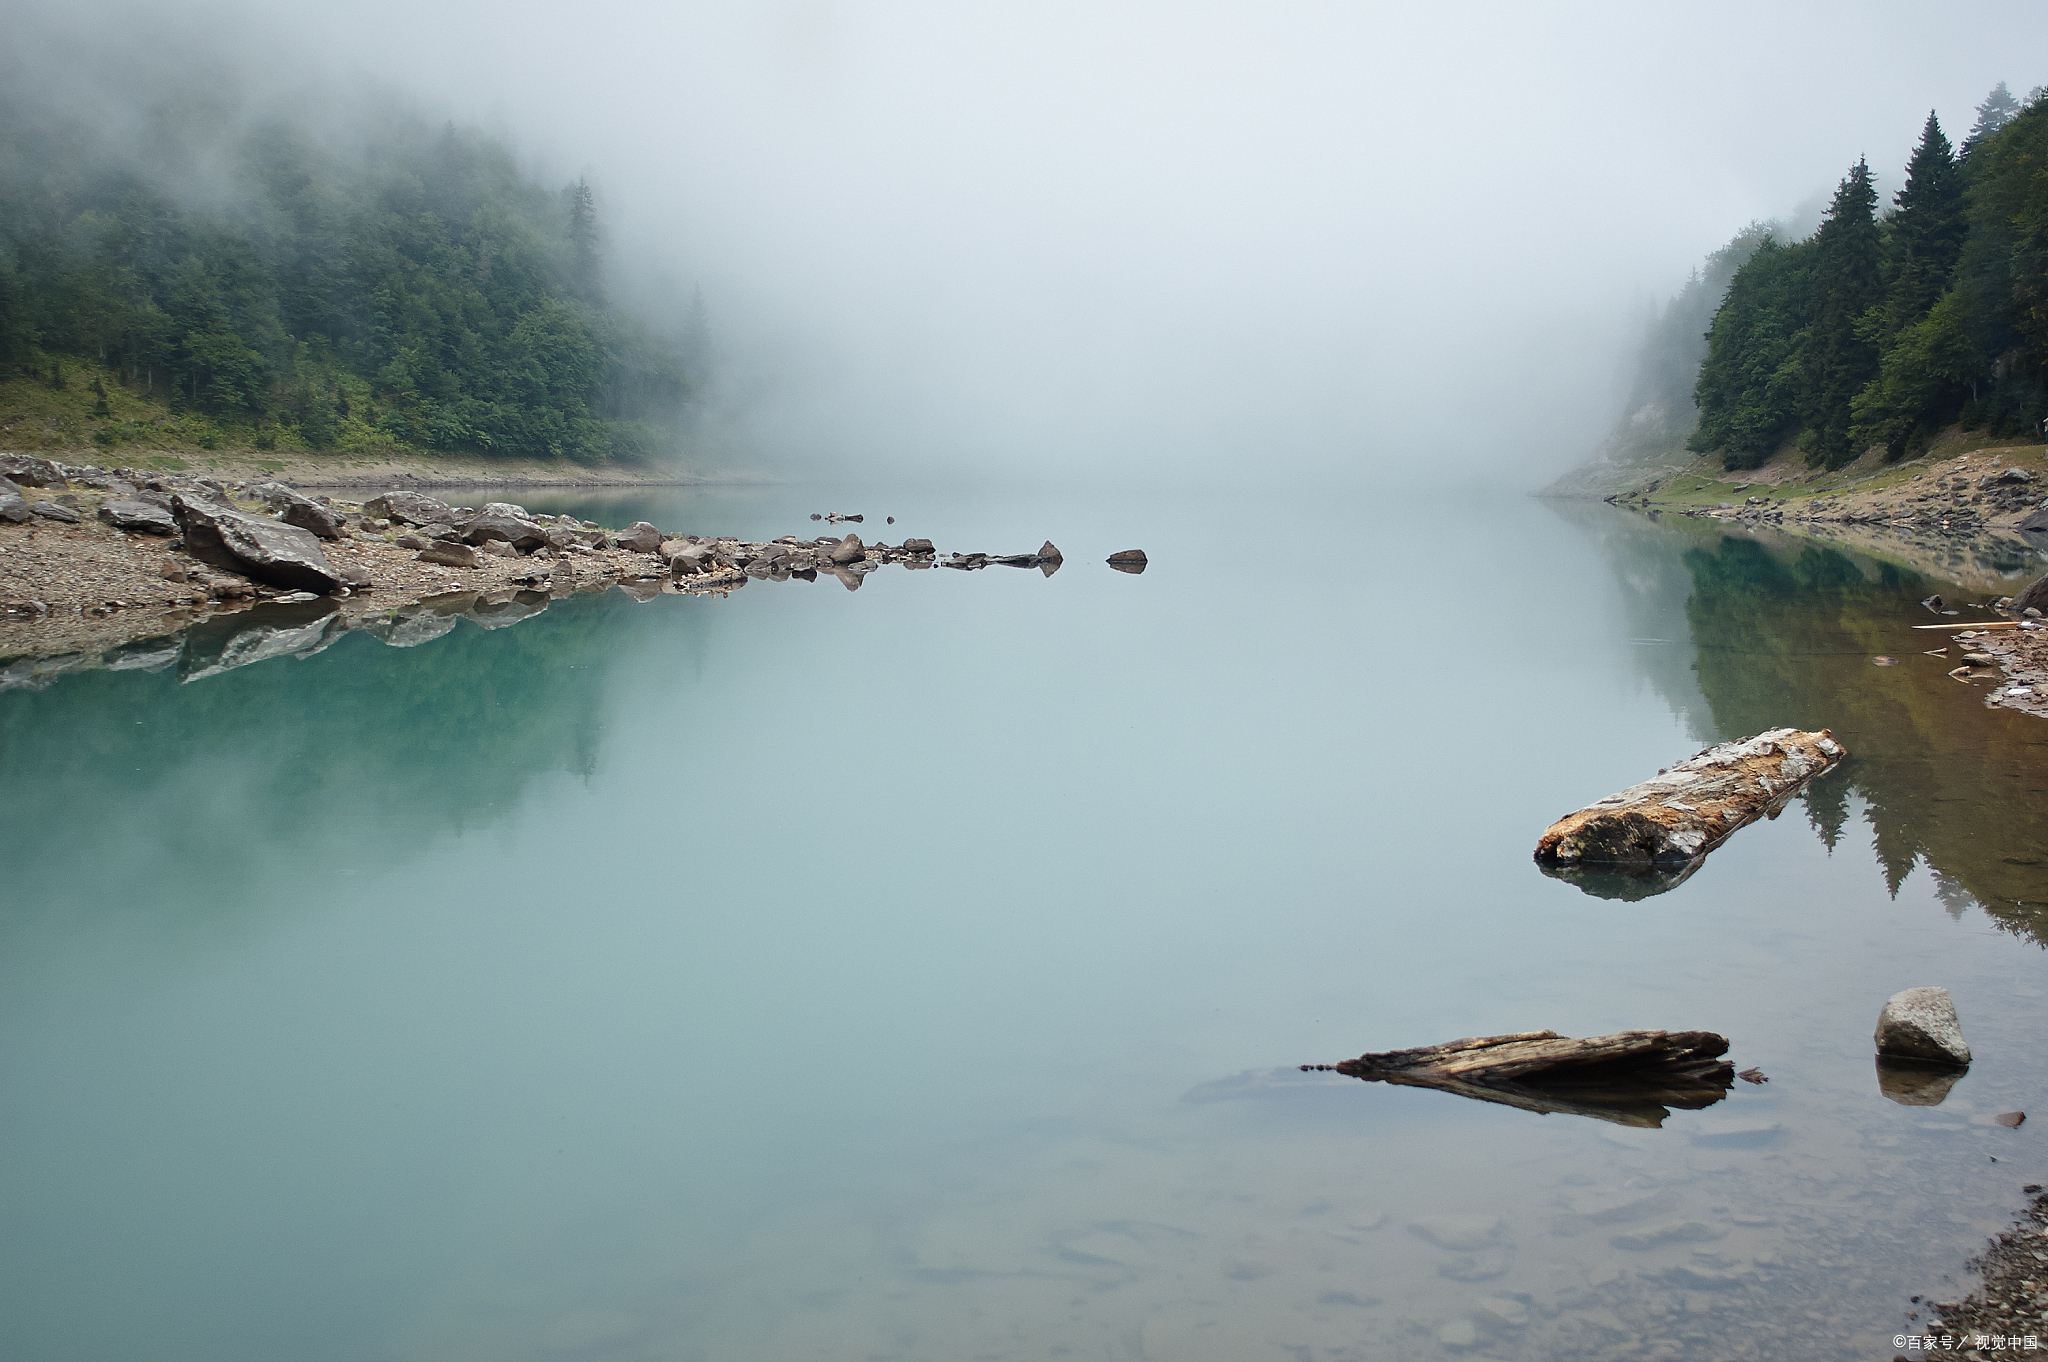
15, 0, 2047, 485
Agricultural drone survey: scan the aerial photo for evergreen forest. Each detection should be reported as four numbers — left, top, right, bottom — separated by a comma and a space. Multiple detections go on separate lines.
0, 95, 696, 464
1690, 81, 2048, 471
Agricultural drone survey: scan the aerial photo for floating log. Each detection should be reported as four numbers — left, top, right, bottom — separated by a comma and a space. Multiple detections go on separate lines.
1534, 728, 1846, 897
1323, 1029, 1734, 1127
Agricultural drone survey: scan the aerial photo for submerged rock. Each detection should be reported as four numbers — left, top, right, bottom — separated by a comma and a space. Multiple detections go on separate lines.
172, 495, 344, 594
1875, 986, 1970, 1066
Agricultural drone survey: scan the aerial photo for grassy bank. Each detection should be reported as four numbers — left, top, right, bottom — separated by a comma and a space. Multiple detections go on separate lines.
0, 358, 720, 486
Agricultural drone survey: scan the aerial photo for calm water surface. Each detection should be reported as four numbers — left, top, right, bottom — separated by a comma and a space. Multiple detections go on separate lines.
4, 488, 2048, 1361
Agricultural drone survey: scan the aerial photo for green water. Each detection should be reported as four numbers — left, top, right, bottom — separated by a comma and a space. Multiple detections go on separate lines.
4, 489, 2048, 1360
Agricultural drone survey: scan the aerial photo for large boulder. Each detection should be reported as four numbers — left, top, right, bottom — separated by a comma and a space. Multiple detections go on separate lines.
615, 521, 663, 553
829, 533, 865, 565
0, 456, 66, 488
363, 490, 459, 526
0, 479, 31, 524
1874, 986, 1970, 1066
458, 508, 553, 552
2010, 569, 2048, 616
901, 537, 935, 554
97, 498, 178, 535
171, 495, 344, 593
32, 501, 82, 523
249, 482, 345, 539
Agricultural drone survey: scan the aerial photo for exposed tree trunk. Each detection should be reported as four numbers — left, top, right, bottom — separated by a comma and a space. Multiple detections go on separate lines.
1321, 1029, 1734, 1128
1534, 728, 1846, 897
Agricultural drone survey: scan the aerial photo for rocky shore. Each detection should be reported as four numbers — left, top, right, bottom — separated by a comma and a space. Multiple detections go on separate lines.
1905, 1190, 2048, 1359
0, 455, 1067, 691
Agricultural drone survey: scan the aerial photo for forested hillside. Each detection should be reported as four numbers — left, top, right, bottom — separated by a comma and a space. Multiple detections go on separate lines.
0, 97, 697, 464
1690, 82, 2048, 471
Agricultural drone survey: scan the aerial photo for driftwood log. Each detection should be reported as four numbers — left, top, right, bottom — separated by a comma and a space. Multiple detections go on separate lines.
1321, 1030, 1734, 1127
1533, 728, 1846, 898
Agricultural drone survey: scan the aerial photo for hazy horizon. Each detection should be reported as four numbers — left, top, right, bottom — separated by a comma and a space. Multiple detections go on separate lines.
8, 0, 2045, 488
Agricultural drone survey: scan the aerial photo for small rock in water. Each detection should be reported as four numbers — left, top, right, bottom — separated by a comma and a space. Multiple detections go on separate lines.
1875, 986, 1971, 1066
1107, 548, 1148, 574
1876, 1057, 1964, 1106
1995, 1111, 2027, 1128
886, 516, 895, 524
810, 512, 821, 520
1872, 656, 1898, 666
1737, 1067, 1768, 1084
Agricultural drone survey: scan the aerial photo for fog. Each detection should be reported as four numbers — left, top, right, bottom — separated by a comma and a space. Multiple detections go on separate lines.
11, 1, 2048, 487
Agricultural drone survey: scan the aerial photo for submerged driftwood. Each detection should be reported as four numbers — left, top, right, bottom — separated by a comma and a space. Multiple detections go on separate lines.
1320, 1029, 1734, 1127
1534, 728, 1846, 897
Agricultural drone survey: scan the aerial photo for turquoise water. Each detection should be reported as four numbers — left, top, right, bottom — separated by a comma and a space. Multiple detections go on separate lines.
4, 489, 2048, 1360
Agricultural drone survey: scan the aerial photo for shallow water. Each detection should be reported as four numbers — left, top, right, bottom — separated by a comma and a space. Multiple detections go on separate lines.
4, 489, 2048, 1361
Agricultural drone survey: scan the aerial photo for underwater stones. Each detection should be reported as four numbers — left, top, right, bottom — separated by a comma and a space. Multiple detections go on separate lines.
1875, 986, 1971, 1066
172, 495, 343, 594
1407, 1214, 1500, 1251
1877, 1057, 1965, 1105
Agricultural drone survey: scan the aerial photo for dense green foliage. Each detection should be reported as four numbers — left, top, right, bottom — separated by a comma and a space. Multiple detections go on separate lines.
1690, 83, 2048, 471
0, 98, 692, 463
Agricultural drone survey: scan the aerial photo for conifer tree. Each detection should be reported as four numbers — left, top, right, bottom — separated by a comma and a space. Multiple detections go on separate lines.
1881, 112, 1963, 334
566, 179, 603, 305
1964, 81, 2020, 154
1799, 159, 1884, 467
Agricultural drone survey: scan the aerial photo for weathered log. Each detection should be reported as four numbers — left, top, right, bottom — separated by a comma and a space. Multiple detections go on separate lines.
1534, 728, 1846, 891
1324, 1029, 1734, 1128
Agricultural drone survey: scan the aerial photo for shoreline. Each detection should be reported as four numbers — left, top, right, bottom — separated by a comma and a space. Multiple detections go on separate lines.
0, 457, 1051, 690
0, 443, 758, 492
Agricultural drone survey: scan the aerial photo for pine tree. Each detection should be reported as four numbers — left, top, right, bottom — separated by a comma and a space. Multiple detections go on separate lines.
1882, 112, 1963, 332
1964, 81, 2021, 155
1800, 159, 1884, 468
566, 179, 603, 304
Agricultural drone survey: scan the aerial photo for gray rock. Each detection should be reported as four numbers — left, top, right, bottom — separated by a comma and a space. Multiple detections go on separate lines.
249, 482, 346, 539
901, 537, 935, 554
1039, 540, 1062, 560
98, 499, 179, 535
0, 480, 32, 524
394, 532, 431, 550
417, 541, 481, 568
1107, 548, 1148, 574
31, 500, 81, 523
171, 495, 343, 593
829, 533, 865, 565
2010, 569, 2048, 616
479, 539, 519, 558
180, 602, 345, 681
615, 521, 663, 553
363, 490, 458, 525
458, 510, 552, 552
1875, 986, 1970, 1065
0, 456, 67, 488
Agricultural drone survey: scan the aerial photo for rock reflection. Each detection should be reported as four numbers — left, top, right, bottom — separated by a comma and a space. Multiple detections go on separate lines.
1876, 1057, 1966, 1106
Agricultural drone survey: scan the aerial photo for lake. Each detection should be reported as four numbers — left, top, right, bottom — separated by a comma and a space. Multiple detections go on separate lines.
3, 487, 2047, 1361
